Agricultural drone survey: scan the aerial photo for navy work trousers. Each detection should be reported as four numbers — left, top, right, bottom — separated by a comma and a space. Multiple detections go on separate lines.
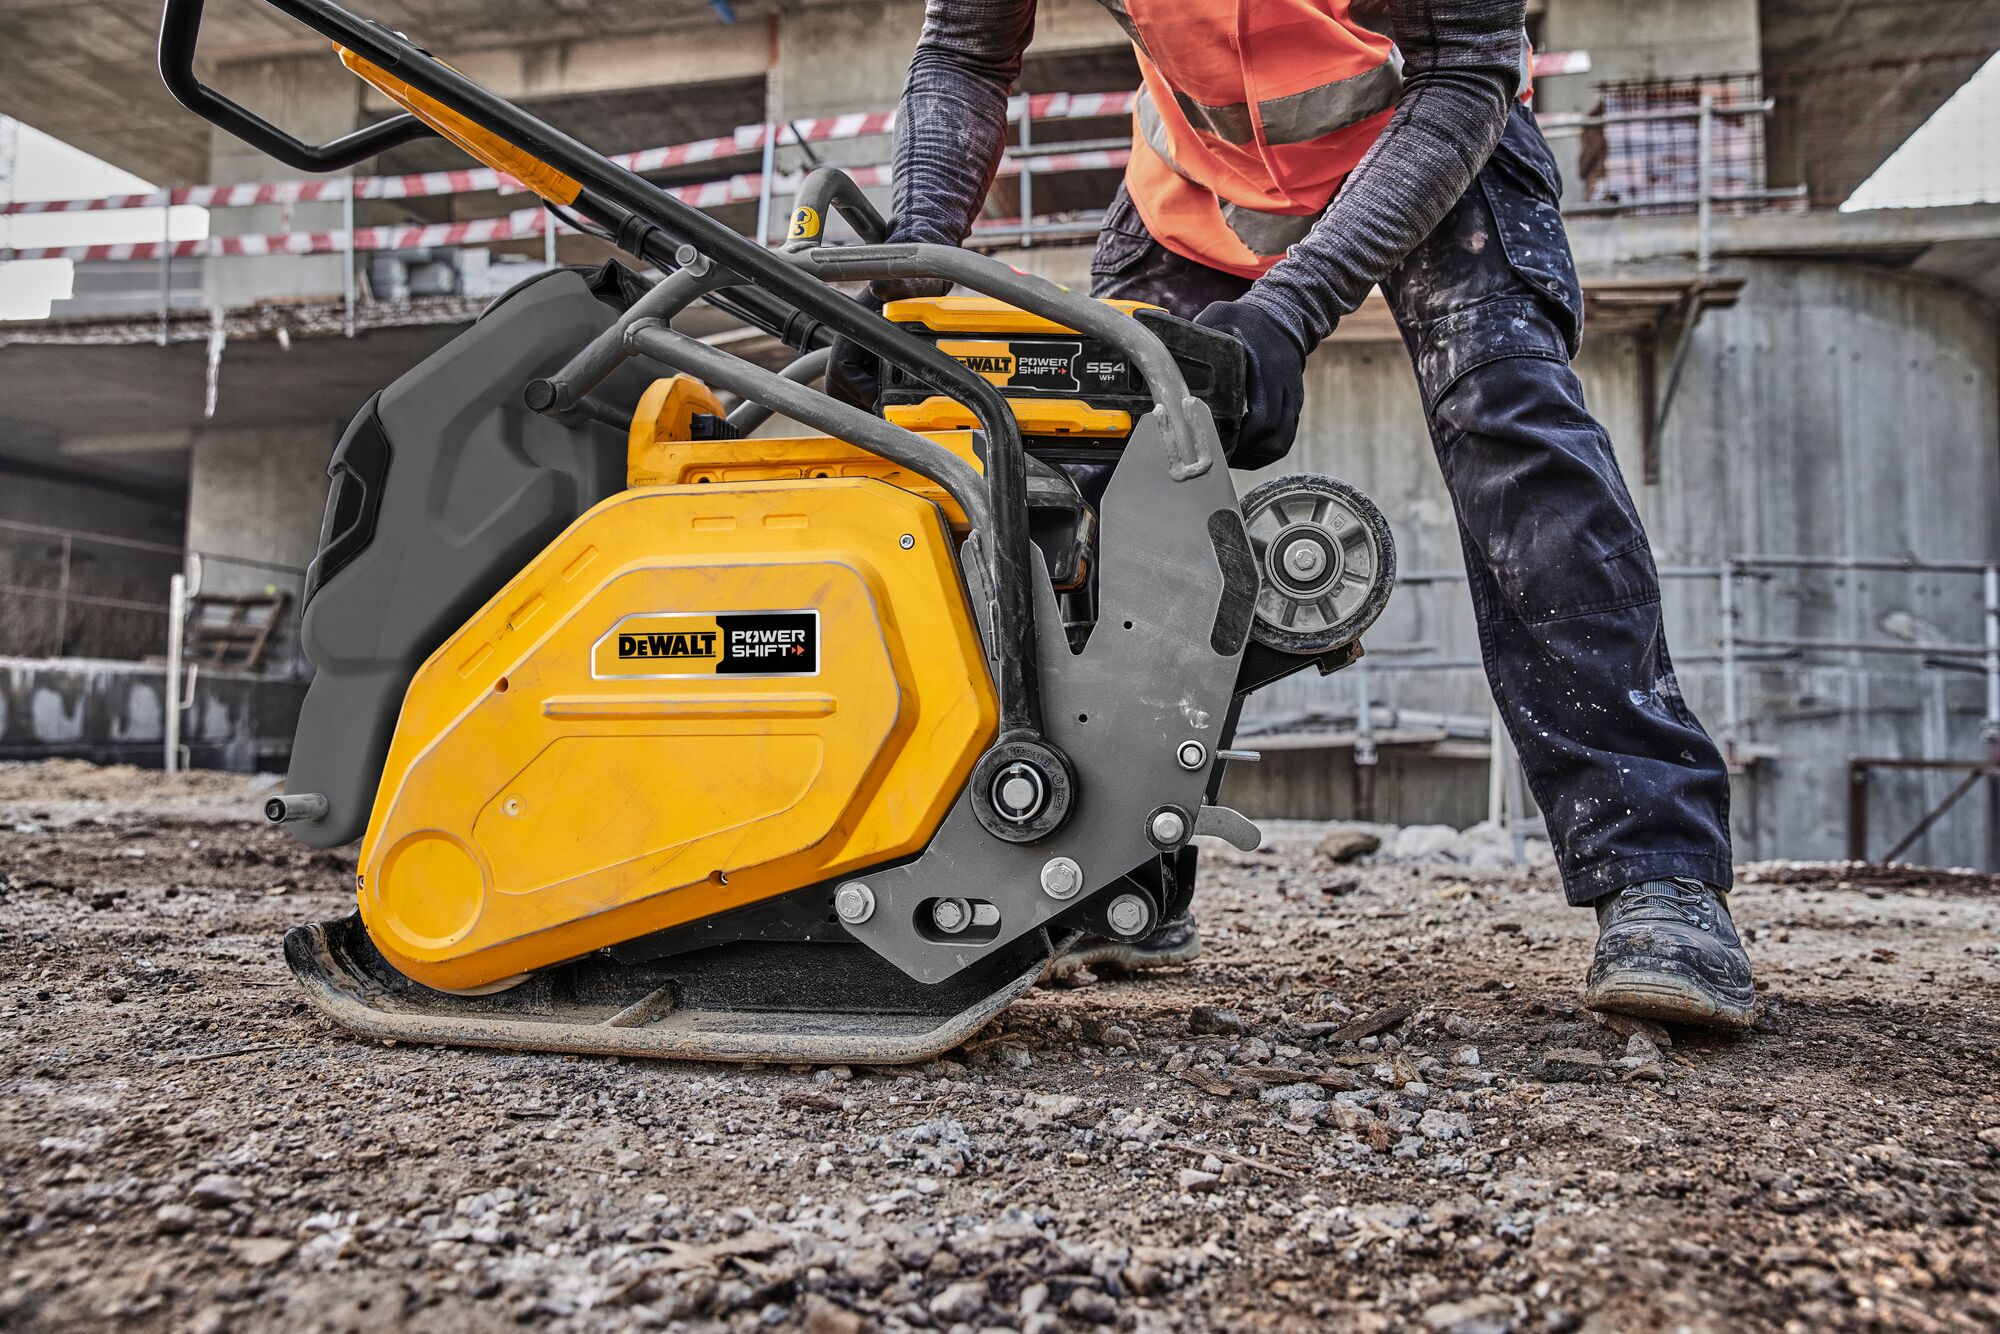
1088, 105, 1732, 904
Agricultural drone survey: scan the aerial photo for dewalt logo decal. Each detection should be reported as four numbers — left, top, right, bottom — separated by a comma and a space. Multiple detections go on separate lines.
592, 610, 819, 679
938, 338, 1083, 394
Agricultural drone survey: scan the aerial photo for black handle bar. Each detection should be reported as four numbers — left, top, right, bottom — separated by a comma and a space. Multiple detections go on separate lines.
159, 0, 436, 170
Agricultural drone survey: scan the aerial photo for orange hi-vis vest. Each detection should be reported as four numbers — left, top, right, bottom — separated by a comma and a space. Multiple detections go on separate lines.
1098, 0, 1530, 278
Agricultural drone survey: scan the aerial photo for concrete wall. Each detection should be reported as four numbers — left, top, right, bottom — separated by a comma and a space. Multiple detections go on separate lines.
1229, 256, 1999, 868
1654, 261, 2000, 865
1221, 747, 1493, 828
0, 656, 307, 772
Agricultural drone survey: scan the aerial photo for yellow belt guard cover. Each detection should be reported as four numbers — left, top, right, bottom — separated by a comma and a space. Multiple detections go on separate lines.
358, 479, 998, 991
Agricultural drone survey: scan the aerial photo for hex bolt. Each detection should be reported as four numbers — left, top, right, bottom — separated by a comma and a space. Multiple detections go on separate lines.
930, 897, 972, 934
1284, 540, 1326, 578
899, 533, 916, 550
1039, 856, 1084, 900
1177, 739, 1207, 770
834, 881, 875, 925
1150, 808, 1188, 846
1106, 893, 1151, 938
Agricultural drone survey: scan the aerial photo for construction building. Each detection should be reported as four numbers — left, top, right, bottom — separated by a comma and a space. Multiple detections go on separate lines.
0, 0, 1996, 868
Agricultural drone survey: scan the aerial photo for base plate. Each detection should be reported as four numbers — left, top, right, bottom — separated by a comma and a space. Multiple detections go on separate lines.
285, 914, 1066, 1065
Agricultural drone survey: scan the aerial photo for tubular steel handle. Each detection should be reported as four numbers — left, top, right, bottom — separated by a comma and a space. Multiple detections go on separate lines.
783, 167, 891, 251
158, 0, 435, 170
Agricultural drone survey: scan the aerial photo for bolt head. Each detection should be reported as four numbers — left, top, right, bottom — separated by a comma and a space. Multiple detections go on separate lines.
1284, 540, 1325, 577
1106, 893, 1150, 938
1177, 740, 1206, 770
931, 897, 970, 933
1150, 809, 1188, 845
834, 881, 875, 924
1039, 856, 1083, 900
899, 533, 915, 550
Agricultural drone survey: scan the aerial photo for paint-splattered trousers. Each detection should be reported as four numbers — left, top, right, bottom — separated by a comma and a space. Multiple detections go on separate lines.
1089, 104, 1734, 905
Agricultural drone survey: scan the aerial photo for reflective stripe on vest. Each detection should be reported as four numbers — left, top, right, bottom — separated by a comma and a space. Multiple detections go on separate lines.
1134, 88, 1319, 260
1101, 0, 1530, 278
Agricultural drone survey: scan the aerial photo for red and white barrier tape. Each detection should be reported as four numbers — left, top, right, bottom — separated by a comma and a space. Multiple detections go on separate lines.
0, 90, 1139, 218
0, 148, 1133, 262
0, 50, 1584, 220
2, 209, 553, 262
0, 55, 1594, 220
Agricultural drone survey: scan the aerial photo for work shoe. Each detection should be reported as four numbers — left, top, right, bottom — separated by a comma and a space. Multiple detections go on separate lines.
1585, 878, 1756, 1030
1047, 911, 1202, 981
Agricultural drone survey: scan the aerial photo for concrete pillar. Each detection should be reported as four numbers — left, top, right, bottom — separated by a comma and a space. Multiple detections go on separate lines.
183, 422, 334, 596
203, 53, 364, 309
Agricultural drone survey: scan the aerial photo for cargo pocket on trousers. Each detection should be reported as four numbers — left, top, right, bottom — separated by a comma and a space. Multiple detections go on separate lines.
1481, 113, 1585, 357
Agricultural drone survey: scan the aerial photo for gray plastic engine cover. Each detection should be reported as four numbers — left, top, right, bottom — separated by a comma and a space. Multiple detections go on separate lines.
284, 270, 653, 848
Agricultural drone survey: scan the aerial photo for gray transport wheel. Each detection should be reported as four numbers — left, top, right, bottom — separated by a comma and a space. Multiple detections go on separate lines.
1240, 472, 1396, 653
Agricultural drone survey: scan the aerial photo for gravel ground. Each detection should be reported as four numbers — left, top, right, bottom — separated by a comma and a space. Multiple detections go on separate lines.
1, 760, 1997, 1332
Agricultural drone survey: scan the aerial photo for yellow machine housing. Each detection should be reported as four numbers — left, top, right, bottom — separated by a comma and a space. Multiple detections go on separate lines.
358, 472, 998, 992
626, 375, 985, 526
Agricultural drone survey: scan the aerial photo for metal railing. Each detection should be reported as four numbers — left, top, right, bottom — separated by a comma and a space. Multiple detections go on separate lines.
1238, 553, 2000, 867
0, 514, 308, 670
0, 516, 182, 658
1718, 555, 1999, 868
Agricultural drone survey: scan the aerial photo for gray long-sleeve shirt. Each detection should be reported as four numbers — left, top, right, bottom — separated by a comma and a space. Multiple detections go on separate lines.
890, 0, 1529, 350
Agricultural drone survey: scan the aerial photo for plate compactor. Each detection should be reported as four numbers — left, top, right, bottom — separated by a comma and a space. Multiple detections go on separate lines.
161, 0, 1395, 1064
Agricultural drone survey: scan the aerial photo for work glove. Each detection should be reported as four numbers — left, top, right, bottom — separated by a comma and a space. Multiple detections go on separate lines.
1194, 299, 1309, 469
826, 273, 951, 412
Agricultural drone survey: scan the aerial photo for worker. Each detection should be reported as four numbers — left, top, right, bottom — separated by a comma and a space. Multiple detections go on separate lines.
834, 0, 1755, 1028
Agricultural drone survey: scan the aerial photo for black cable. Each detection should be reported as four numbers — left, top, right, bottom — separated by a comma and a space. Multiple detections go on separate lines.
544, 201, 615, 247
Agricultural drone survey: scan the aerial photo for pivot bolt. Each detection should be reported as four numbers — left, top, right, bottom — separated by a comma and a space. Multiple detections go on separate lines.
1176, 740, 1207, 771
834, 881, 875, 924
931, 897, 973, 934
1039, 856, 1084, 900
1150, 808, 1188, 846
1106, 893, 1152, 939
992, 762, 1046, 823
